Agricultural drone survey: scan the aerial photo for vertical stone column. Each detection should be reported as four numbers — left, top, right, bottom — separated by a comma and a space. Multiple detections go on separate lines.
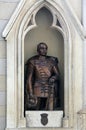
77, 1, 86, 130
77, 1, 86, 129
83, 0, 86, 107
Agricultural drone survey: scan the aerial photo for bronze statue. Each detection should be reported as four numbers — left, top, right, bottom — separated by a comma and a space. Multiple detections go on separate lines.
25, 43, 60, 110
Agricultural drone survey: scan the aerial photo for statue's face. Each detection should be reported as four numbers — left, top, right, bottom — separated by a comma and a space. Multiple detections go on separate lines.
38, 44, 47, 56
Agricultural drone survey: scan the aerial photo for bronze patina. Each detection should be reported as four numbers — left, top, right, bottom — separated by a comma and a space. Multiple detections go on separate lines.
25, 43, 60, 110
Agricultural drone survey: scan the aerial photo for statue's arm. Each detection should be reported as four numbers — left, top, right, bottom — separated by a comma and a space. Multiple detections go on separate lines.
53, 65, 60, 79
27, 72, 33, 95
26, 62, 34, 96
49, 58, 60, 83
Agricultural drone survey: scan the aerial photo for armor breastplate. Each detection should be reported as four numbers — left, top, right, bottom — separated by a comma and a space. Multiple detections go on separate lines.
27, 56, 58, 97
33, 59, 53, 97
34, 59, 52, 81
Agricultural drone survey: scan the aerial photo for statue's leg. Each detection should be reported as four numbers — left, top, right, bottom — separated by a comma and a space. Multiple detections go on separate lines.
48, 97, 54, 110
36, 97, 41, 110
48, 86, 54, 110
39, 98, 48, 110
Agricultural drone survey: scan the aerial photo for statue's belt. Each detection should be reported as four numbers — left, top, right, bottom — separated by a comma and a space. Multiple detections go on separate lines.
34, 86, 52, 94
34, 81, 54, 94
34, 80, 49, 85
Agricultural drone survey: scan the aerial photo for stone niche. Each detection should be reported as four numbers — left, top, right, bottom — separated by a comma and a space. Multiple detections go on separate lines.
24, 7, 64, 110
24, 7, 64, 127
2, 0, 84, 130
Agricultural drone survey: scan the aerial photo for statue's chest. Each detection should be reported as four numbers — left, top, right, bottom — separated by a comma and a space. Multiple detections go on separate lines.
34, 59, 53, 69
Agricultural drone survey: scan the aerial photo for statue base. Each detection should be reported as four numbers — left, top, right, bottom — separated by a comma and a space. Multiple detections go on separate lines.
25, 111, 63, 127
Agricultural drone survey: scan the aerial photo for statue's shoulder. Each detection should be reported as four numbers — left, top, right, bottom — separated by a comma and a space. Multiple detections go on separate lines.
25, 55, 38, 65
47, 56, 58, 63
28, 55, 38, 61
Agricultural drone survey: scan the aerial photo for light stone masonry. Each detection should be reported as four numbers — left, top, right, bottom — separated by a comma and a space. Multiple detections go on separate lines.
0, 0, 84, 130
77, 109, 86, 130
0, 76, 6, 91
0, 91, 6, 106
83, 0, 86, 107
0, 0, 20, 2
0, 20, 8, 40
0, 106, 5, 116
0, 2, 18, 20
6, 127, 74, 130
68, 0, 81, 21
0, 117, 5, 130
0, 59, 6, 75
2, 0, 84, 129
0, 40, 6, 58
83, 41, 86, 107
6, 129, 74, 130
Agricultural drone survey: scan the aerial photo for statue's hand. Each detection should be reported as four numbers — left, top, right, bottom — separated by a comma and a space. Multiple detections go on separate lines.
29, 93, 37, 106
49, 76, 56, 84
29, 93, 34, 98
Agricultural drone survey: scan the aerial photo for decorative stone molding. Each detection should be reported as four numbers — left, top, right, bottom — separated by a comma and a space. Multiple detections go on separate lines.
2, 0, 83, 130
82, 0, 86, 108
2, 0, 86, 39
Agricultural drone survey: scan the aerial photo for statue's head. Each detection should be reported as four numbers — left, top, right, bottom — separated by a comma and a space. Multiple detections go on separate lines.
37, 42, 48, 56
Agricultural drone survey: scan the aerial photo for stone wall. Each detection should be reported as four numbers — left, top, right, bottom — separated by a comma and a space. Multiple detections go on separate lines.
0, 1, 20, 129
0, 0, 82, 130
69, 0, 82, 20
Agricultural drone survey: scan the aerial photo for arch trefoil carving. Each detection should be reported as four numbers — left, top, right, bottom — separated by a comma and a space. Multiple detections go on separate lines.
18, 0, 73, 128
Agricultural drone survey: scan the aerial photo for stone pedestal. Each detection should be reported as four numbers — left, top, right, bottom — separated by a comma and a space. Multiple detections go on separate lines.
25, 111, 63, 127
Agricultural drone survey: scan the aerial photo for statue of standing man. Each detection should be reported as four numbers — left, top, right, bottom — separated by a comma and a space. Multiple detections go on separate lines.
25, 42, 60, 110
